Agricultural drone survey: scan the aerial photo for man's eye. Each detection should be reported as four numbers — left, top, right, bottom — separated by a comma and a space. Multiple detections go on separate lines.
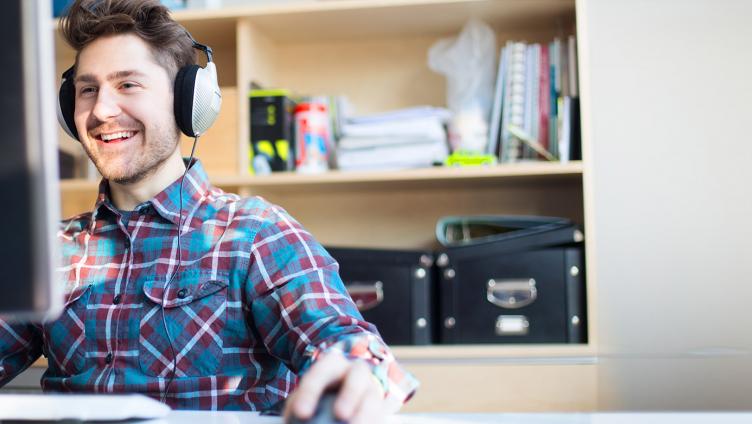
79, 86, 97, 95
121, 82, 139, 90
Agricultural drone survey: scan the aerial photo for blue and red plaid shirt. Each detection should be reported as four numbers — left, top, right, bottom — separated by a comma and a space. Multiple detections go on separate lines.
0, 160, 418, 410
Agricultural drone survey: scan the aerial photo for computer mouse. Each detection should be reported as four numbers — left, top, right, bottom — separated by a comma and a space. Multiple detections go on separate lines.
286, 390, 347, 424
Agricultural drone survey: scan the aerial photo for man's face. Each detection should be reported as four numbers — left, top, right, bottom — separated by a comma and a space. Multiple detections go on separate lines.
74, 33, 180, 184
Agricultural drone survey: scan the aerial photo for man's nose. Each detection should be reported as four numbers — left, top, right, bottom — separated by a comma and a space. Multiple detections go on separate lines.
91, 88, 122, 122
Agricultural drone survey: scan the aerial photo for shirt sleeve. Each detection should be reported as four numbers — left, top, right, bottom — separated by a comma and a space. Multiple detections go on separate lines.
304, 333, 419, 413
0, 319, 43, 387
247, 205, 419, 411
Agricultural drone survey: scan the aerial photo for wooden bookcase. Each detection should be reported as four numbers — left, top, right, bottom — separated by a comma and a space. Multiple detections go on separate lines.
52, 0, 596, 412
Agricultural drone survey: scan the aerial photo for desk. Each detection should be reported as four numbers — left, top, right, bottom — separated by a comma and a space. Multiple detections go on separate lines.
153, 411, 752, 423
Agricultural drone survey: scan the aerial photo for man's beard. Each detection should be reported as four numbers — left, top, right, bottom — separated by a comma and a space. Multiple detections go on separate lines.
85, 125, 180, 185
110, 161, 163, 185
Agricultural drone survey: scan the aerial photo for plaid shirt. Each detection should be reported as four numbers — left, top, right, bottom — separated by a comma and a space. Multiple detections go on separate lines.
0, 160, 418, 410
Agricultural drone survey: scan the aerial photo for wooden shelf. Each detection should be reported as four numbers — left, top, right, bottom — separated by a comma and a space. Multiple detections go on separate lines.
392, 344, 594, 363
60, 161, 582, 192
219, 161, 581, 187
172, 0, 575, 42
31, 344, 594, 369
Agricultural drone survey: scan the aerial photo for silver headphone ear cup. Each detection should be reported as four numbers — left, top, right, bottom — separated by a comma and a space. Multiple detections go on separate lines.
190, 62, 221, 136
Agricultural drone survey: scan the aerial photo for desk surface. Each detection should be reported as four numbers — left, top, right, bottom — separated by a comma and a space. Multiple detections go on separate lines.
152, 411, 752, 424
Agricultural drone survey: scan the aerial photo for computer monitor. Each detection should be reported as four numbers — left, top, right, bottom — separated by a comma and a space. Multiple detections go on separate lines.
0, 0, 62, 320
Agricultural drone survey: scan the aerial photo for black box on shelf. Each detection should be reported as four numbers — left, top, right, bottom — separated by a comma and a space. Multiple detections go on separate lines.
249, 89, 295, 173
436, 218, 587, 344
325, 247, 435, 346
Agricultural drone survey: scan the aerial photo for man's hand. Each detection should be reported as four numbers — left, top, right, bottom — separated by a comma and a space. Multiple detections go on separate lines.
284, 351, 386, 424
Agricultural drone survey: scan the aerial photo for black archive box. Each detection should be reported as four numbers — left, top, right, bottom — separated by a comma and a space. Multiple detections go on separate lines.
436, 217, 587, 344
326, 247, 435, 345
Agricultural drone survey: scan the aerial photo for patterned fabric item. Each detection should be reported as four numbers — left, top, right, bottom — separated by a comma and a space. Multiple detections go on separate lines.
0, 160, 418, 411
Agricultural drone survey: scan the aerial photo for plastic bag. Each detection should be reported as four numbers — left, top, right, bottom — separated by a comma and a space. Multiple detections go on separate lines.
428, 19, 496, 152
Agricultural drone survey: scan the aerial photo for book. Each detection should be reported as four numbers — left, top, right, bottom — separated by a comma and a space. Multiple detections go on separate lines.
341, 116, 446, 140
496, 35, 579, 163
500, 42, 527, 163
539, 44, 551, 156
548, 40, 559, 159
558, 96, 581, 162
560, 36, 569, 97
338, 134, 444, 151
335, 107, 449, 170
336, 139, 448, 171
344, 106, 451, 126
523, 44, 535, 159
487, 44, 509, 156
568, 35, 579, 97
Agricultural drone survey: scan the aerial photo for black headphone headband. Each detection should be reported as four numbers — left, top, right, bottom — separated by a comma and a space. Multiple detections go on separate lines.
190, 39, 213, 63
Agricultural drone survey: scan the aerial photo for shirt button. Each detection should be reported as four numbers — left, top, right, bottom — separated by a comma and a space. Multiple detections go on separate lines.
113, 294, 122, 305
177, 288, 188, 299
105, 352, 113, 364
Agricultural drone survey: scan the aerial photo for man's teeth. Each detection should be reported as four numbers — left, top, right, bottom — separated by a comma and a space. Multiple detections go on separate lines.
101, 131, 134, 141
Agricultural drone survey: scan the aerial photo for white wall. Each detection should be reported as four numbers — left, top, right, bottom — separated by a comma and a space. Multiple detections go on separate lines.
578, 0, 752, 410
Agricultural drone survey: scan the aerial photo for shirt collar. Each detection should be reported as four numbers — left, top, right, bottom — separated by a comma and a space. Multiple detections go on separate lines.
91, 159, 211, 229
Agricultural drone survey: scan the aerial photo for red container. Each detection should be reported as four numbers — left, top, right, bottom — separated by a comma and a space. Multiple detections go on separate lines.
294, 102, 330, 173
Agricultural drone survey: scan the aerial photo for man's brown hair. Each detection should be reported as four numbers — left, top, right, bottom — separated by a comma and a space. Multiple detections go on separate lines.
60, 0, 196, 82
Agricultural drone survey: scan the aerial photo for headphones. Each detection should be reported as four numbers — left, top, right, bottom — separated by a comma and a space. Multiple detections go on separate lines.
57, 37, 222, 140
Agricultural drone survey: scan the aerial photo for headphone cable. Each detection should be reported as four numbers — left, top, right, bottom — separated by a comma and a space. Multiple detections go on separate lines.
160, 135, 200, 404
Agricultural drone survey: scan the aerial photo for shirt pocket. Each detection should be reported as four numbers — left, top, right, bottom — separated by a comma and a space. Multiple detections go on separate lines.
139, 273, 228, 378
43, 284, 92, 376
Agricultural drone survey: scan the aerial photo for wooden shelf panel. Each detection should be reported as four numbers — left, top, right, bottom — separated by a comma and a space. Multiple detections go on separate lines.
173, 0, 575, 42
392, 344, 595, 362
219, 161, 581, 187
403, 362, 596, 412
32, 344, 593, 369
60, 161, 582, 192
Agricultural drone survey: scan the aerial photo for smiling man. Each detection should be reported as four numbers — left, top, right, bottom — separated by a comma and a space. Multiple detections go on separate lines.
0, 1, 417, 422
74, 33, 188, 207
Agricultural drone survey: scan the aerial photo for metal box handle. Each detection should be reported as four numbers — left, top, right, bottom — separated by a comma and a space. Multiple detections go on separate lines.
345, 281, 384, 311
486, 278, 537, 309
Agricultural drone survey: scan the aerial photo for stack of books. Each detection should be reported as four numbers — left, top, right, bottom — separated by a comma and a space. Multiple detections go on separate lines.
335, 107, 450, 171
487, 35, 580, 163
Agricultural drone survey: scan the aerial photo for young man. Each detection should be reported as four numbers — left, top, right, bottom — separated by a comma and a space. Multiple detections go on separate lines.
0, 0, 417, 422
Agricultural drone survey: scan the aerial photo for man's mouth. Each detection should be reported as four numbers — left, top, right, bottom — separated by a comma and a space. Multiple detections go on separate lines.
95, 130, 137, 144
